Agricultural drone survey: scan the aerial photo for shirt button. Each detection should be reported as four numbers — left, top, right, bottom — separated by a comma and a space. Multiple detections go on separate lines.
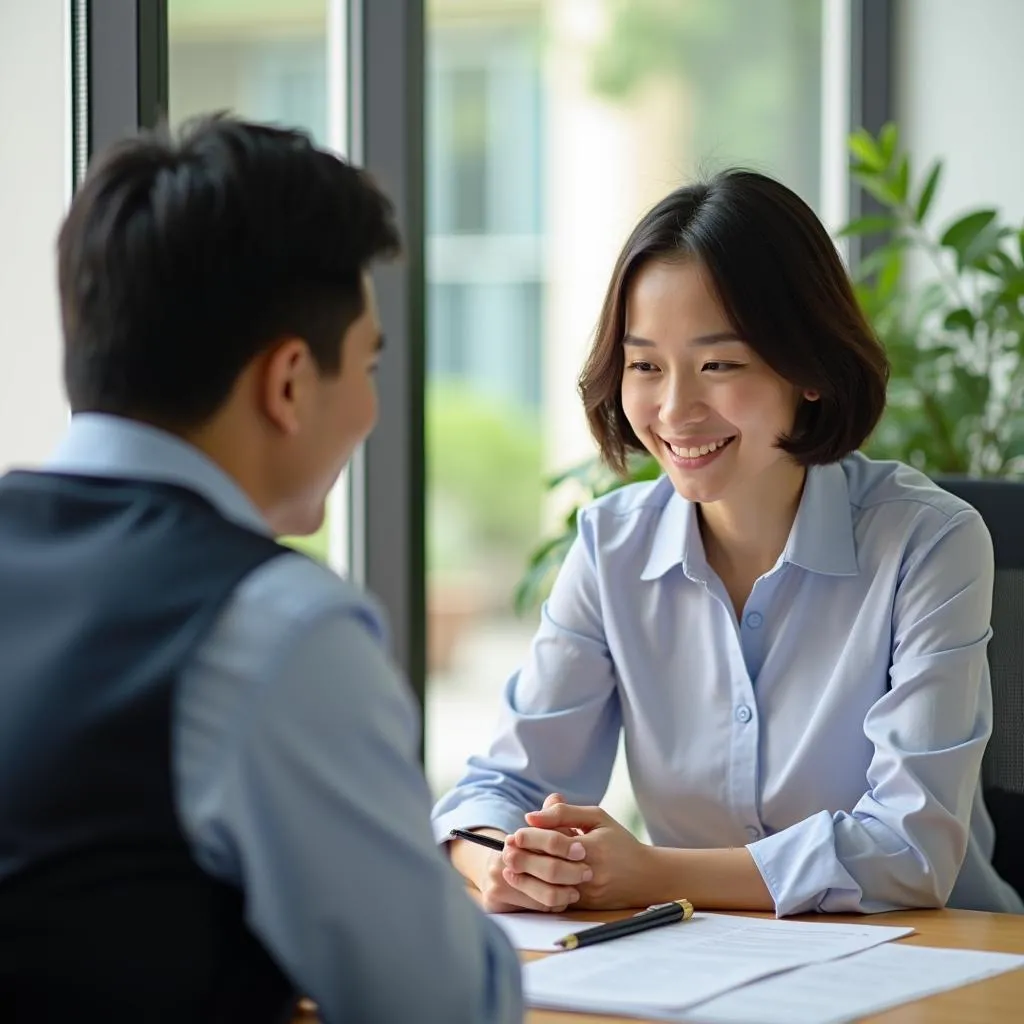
735, 704, 753, 724
745, 825, 762, 841
745, 611, 763, 629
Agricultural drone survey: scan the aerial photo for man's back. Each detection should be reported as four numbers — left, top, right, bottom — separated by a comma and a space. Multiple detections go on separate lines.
21, 112, 522, 1022
0, 464, 295, 1021
0, 414, 522, 1023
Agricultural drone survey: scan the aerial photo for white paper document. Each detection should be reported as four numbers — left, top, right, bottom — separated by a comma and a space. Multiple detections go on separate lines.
683, 942, 1024, 1024
488, 912, 607, 952
523, 912, 913, 1018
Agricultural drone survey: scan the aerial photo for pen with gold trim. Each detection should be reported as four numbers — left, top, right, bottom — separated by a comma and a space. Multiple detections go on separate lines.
554, 899, 694, 950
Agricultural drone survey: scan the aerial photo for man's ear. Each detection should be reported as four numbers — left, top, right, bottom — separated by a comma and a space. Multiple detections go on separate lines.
260, 337, 313, 436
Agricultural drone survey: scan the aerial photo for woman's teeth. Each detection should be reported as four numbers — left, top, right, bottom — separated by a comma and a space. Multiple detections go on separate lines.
666, 437, 733, 459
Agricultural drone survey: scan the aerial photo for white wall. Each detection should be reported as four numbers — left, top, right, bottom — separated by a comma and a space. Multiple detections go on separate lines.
896, 0, 1024, 228
0, 0, 70, 470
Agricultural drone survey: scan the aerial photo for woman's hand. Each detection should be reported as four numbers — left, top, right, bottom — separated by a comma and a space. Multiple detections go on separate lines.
471, 793, 589, 913
450, 799, 590, 913
478, 838, 588, 913
515, 799, 657, 909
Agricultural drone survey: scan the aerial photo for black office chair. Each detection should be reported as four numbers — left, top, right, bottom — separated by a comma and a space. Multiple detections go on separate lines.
935, 476, 1024, 901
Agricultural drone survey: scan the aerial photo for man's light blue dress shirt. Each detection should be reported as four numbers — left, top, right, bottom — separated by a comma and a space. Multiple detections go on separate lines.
432, 453, 1023, 917
47, 414, 523, 1024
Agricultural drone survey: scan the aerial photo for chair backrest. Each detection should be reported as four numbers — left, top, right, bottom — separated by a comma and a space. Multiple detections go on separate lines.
934, 476, 1024, 899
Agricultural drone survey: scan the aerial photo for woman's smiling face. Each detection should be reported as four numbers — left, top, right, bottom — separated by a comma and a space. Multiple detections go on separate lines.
620, 259, 811, 506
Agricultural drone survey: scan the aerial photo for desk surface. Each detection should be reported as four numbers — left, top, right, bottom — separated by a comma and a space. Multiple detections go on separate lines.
521, 907, 1024, 1023
291, 907, 1024, 1023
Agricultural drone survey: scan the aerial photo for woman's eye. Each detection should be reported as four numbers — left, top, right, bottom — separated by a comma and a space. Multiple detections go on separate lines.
702, 361, 739, 372
628, 360, 657, 373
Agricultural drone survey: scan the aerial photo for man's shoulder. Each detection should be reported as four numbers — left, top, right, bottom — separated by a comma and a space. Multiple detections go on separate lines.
209, 551, 391, 674
239, 551, 386, 631
177, 551, 406, 766
173, 552, 417, 890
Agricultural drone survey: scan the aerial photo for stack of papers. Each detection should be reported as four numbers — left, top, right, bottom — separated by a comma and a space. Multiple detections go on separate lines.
683, 942, 1024, 1024
523, 913, 911, 1017
514, 912, 1024, 1023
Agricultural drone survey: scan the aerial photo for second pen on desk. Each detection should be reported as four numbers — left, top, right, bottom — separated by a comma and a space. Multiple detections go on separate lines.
555, 899, 694, 950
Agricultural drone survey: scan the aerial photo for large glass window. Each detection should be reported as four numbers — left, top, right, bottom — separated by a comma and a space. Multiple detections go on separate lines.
166, 1, 827, 817
167, 0, 336, 564
424, 0, 825, 819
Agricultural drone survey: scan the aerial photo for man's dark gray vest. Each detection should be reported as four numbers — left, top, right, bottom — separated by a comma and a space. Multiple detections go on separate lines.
0, 470, 297, 1022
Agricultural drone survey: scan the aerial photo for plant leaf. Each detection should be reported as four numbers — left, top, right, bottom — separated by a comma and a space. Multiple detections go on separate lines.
837, 214, 895, 238
940, 210, 998, 261
514, 532, 574, 614
848, 128, 886, 171
891, 155, 910, 204
851, 236, 908, 282
977, 249, 1018, 279
526, 531, 574, 569
944, 307, 976, 334
1002, 416, 1024, 461
877, 245, 902, 301
962, 225, 1011, 274
855, 174, 903, 209
546, 457, 606, 490
628, 454, 661, 481
879, 122, 898, 164
914, 161, 943, 223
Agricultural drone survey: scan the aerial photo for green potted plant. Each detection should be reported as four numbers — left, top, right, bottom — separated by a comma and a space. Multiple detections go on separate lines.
514, 124, 1024, 614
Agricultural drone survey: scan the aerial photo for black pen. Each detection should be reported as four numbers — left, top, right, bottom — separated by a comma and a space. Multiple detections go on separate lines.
449, 828, 506, 852
554, 899, 694, 950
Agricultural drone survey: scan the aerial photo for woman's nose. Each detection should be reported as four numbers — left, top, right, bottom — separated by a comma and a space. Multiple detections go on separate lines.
659, 378, 704, 424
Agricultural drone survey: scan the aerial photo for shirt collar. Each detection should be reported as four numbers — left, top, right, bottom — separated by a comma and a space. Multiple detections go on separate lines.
782, 461, 859, 576
640, 461, 858, 582
45, 413, 272, 536
641, 493, 708, 582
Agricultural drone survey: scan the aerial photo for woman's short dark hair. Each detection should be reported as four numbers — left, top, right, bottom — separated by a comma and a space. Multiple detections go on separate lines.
58, 114, 400, 429
579, 169, 889, 474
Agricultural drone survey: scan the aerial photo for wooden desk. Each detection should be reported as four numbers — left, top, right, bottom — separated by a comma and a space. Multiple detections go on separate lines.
523, 908, 1024, 1023
292, 907, 1024, 1022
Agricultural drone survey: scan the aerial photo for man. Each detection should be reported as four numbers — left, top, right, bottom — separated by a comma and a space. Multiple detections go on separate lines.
0, 116, 522, 1023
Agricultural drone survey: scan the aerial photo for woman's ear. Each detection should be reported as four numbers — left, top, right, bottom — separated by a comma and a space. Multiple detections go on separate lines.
803, 388, 820, 402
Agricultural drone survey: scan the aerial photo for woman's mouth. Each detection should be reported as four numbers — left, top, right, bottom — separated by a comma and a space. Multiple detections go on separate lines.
660, 434, 736, 469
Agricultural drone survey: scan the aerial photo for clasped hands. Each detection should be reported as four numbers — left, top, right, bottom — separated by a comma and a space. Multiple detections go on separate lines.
477, 792, 655, 913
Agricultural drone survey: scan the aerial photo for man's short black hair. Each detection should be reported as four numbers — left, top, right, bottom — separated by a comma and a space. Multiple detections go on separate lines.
58, 114, 401, 429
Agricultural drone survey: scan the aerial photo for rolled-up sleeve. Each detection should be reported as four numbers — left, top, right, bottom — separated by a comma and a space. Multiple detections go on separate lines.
431, 517, 622, 841
747, 509, 995, 916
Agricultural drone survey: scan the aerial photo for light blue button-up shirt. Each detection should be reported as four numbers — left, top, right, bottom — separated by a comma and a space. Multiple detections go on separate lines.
46, 414, 523, 1024
432, 453, 1023, 917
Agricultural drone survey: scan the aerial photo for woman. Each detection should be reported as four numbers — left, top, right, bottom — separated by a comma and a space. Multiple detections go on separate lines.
431, 170, 1023, 918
